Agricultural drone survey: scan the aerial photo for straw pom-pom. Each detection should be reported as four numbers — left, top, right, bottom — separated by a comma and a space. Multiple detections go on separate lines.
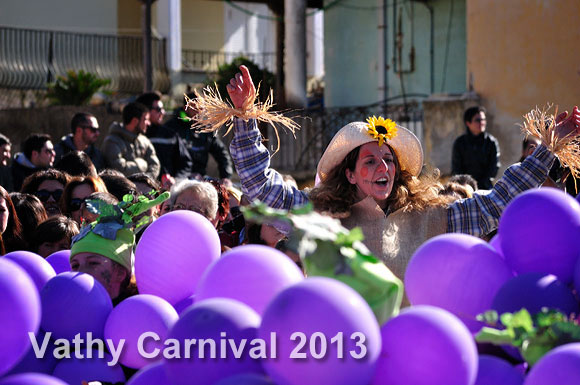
184, 84, 300, 154
520, 104, 580, 180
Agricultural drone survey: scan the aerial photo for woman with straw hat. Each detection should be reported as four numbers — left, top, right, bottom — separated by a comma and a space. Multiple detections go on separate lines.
191, 65, 580, 281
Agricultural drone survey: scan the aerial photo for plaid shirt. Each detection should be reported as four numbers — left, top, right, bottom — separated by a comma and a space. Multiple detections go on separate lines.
231, 118, 554, 237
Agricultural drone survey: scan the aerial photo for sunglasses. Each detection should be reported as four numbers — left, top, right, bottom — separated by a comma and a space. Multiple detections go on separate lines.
35, 189, 63, 202
69, 197, 86, 212
473, 118, 486, 123
81, 125, 100, 133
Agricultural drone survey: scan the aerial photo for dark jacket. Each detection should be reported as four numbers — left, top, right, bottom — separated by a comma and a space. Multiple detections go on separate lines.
11, 153, 39, 192
0, 165, 13, 192
165, 110, 233, 179
451, 130, 500, 190
145, 123, 192, 179
101, 122, 161, 179
54, 134, 105, 171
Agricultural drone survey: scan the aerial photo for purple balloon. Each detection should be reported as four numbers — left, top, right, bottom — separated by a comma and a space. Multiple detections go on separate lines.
40, 272, 113, 341
173, 295, 195, 315
104, 294, 179, 369
371, 305, 478, 385
214, 373, 274, 385
405, 233, 513, 332
474, 355, 523, 385
4, 251, 56, 292
500, 188, 580, 283
492, 272, 579, 316
0, 259, 41, 376
126, 362, 172, 385
45, 250, 71, 274
489, 234, 504, 258
524, 343, 580, 385
135, 211, 221, 305
196, 245, 304, 315
52, 349, 125, 385
259, 277, 381, 385
6, 332, 58, 375
573, 256, 580, 295
164, 298, 264, 385
0, 373, 67, 385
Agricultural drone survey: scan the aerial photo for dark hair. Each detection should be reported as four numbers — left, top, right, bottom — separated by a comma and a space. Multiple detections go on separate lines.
22, 134, 51, 160
99, 172, 137, 201
448, 174, 478, 191
463, 106, 486, 125
86, 191, 119, 205
205, 178, 230, 229
245, 223, 267, 245
31, 215, 79, 253
9, 192, 46, 250
55, 151, 97, 177
135, 92, 161, 110
0, 133, 11, 147
128, 172, 161, 193
122, 102, 148, 125
21, 169, 70, 194
1, 186, 25, 252
70, 113, 95, 134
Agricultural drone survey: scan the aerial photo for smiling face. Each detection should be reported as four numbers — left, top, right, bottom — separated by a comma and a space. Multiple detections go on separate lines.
345, 142, 397, 209
37, 179, 64, 216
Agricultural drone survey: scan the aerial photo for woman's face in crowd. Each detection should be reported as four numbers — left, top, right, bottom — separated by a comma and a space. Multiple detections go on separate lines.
37, 179, 64, 216
174, 189, 217, 226
0, 197, 8, 234
71, 183, 94, 224
346, 142, 397, 209
70, 252, 127, 299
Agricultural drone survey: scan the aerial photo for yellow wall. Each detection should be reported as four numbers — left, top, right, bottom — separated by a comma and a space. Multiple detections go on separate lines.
181, 0, 225, 51
117, 0, 142, 35
467, 0, 580, 166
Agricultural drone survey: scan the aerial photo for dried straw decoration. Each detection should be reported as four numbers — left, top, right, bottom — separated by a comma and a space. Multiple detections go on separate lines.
184, 84, 300, 154
520, 104, 580, 181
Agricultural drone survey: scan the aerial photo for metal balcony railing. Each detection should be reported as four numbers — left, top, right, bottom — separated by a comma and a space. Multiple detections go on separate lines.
182, 49, 276, 73
0, 25, 170, 93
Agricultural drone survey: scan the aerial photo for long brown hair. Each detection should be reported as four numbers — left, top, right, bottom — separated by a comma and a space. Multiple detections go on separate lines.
309, 145, 450, 216
0, 186, 25, 252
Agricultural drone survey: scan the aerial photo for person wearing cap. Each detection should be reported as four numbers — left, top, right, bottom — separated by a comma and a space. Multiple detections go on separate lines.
70, 191, 169, 303
195, 65, 580, 282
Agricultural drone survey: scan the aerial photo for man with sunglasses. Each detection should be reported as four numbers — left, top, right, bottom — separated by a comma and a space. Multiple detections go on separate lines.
54, 113, 105, 171
451, 106, 501, 190
11, 133, 56, 191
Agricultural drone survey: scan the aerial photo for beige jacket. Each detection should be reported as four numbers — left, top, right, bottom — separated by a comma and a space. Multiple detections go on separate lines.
340, 196, 448, 282
102, 122, 160, 179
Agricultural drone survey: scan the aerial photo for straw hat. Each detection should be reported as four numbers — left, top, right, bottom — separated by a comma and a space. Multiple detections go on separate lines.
316, 117, 423, 182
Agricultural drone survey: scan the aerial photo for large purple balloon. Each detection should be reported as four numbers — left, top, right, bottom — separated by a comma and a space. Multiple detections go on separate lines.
52, 349, 125, 385
405, 233, 513, 332
6, 332, 58, 375
371, 305, 478, 385
474, 355, 523, 385
492, 272, 579, 316
489, 234, 504, 259
0, 259, 41, 376
135, 211, 221, 305
0, 373, 67, 385
196, 245, 304, 315
259, 277, 381, 385
524, 343, 580, 385
500, 188, 580, 283
164, 298, 263, 385
173, 294, 195, 315
574, 257, 580, 295
126, 362, 172, 385
45, 250, 71, 274
104, 294, 179, 369
40, 272, 113, 341
4, 251, 56, 292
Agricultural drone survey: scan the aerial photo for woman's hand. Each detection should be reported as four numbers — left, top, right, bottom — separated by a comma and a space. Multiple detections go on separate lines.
555, 106, 580, 140
226, 65, 256, 110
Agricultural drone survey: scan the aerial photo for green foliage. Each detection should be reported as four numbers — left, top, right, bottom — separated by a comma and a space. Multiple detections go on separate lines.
206, 56, 276, 103
476, 309, 580, 366
46, 70, 110, 106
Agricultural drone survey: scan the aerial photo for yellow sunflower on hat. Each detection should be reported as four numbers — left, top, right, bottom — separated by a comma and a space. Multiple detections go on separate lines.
366, 116, 398, 146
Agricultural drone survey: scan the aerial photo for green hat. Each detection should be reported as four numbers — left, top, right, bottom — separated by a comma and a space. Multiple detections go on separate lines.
71, 228, 135, 273
70, 191, 170, 273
